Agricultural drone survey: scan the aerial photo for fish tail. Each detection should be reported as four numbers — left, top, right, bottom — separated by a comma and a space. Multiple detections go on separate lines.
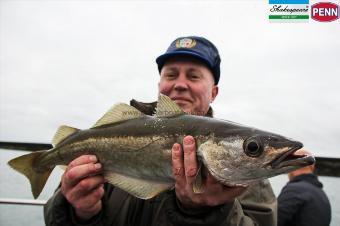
8, 150, 53, 199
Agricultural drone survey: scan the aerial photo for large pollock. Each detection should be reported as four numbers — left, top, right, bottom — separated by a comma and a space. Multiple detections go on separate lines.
8, 94, 314, 199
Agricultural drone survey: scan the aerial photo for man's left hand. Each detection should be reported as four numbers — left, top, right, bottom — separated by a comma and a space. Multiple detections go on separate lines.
172, 135, 247, 209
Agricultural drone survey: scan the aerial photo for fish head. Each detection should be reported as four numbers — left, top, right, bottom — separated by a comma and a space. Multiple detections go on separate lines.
198, 130, 315, 186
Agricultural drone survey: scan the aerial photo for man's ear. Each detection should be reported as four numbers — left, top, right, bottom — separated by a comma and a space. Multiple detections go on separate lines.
211, 86, 218, 102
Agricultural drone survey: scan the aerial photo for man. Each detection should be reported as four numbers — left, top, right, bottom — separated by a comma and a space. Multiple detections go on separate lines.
44, 36, 277, 226
278, 149, 331, 226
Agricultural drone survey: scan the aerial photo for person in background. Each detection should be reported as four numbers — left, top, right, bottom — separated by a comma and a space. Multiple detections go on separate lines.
44, 36, 277, 226
278, 149, 331, 226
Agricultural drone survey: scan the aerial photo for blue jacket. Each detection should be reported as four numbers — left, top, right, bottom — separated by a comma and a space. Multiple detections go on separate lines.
278, 173, 331, 226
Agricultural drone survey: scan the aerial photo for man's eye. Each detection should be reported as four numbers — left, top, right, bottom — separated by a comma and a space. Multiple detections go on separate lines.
164, 73, 176, 79
189, 74, 201, 80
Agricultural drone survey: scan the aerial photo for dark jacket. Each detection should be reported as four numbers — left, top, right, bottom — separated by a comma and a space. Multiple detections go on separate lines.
44, 180, 276, 226
278, 173, 331, 226
44, 100, 277, 226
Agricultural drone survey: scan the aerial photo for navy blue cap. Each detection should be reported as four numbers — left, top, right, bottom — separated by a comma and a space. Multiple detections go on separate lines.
156, 36, 221, 85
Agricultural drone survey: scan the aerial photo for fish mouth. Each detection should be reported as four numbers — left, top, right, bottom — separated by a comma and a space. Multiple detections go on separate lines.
271, 142, 315, 169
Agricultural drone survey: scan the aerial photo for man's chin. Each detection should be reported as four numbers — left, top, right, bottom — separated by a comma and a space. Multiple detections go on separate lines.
175, 102, 192, 113
173, 100, 188, 106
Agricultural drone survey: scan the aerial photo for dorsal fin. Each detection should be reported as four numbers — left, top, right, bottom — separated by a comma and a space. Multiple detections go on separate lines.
130, 99, 157, 115
52, 125, 79, 146
92, 103, 144, 128
155, 94, 185, 117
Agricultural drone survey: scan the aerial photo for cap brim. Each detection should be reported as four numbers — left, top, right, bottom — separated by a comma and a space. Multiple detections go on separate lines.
156, 51, 213, 70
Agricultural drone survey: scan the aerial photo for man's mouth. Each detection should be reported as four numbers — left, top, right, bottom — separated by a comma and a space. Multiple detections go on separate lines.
171, 96, 192, 103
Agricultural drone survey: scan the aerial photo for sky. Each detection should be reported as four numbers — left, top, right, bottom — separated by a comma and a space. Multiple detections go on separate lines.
0, 0, 339, 157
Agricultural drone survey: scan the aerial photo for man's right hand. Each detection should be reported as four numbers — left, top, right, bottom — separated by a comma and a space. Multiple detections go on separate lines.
61, 155, 105, 221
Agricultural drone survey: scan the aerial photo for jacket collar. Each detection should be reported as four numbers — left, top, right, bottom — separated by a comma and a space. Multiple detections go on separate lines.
290, 173, 323, 188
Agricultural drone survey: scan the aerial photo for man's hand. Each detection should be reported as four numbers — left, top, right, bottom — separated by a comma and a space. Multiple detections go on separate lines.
61, 155, 105, 221
172, 136, 247, 209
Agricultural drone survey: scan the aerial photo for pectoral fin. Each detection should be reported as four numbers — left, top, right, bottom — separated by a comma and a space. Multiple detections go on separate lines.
58, 165, 67, 170
193, 162, 205, 193
104, 172, 172, 199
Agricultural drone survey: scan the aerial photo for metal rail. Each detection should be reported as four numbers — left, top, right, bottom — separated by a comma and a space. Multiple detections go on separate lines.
0, 141, 52, 151
0, 198, 46, 206
314, 156, 340, 177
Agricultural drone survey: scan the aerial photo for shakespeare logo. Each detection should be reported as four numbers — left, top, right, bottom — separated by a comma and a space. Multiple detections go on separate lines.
269, 0, 310, 22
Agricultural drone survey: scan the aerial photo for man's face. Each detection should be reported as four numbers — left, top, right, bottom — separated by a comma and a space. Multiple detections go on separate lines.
158, 56, 218, 115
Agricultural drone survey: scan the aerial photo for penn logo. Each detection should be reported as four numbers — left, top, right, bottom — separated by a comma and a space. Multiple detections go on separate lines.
311, 2, 339, 22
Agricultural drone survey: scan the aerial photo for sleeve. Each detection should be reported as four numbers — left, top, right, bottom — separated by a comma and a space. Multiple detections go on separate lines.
44, 183, 123, 226
237, 179, 277, 226
44, 187, 105, 226
277, 183, 303, 226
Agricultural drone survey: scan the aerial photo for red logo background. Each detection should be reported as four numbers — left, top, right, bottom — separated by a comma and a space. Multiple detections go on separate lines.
311, 2, 339, 22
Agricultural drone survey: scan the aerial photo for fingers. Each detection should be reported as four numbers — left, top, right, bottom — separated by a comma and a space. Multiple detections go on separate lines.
172, 136, 198, 184
63, 155, 102, 187
172, 135, 199, 206
67, 175, 105, 201
73, 186, 105, 220
67, 155, 98, 171
172, 143, 184, 179
183, 136, 198, 185
72, 184, 105, 210
76, 201, 102, 219
61, 154, 105, 220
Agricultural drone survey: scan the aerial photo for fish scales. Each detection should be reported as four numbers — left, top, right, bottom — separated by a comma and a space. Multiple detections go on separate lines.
8, 94, 315, 199
40, 116, 215, 181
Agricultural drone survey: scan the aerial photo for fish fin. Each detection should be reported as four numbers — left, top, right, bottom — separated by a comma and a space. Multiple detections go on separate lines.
8, 151, 53, 199
58, 165, 67, 170
52, 125, 79, 146
193, 162, 205, 193
130, 99, 157, 115
104, 172, 172, 199
92, 104, 144, 128
155, 94, 185, 117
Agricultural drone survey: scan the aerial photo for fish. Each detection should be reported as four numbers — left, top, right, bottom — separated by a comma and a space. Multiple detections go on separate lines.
8, 94, 315, 199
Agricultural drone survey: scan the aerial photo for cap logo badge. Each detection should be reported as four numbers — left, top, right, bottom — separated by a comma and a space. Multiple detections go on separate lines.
176, 38, 196, 49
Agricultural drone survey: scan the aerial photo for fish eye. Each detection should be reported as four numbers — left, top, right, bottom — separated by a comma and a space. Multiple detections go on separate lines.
244, 138, 263, 157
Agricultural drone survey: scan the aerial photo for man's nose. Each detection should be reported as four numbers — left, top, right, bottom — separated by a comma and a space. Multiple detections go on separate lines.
174, 75, 189, 91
